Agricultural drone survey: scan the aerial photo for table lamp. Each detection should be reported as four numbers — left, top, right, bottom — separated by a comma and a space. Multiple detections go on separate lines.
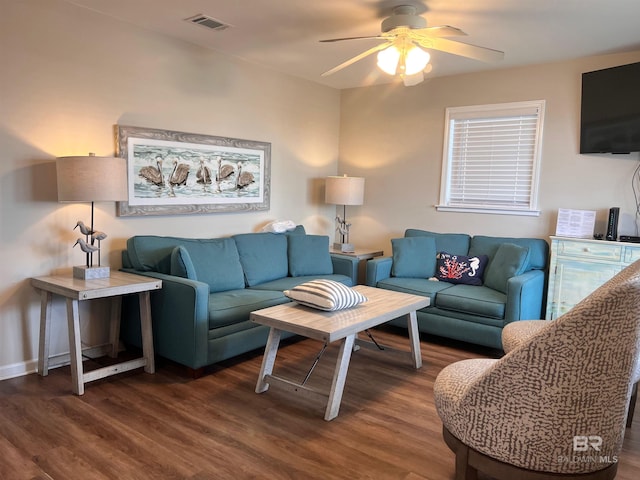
325, 174, 365, 253
56, 153, 128, 279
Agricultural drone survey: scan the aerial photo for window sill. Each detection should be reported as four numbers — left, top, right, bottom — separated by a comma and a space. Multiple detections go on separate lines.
435, 205, 541, 217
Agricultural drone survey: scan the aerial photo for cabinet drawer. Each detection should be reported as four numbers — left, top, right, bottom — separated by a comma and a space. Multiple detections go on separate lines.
556, 239, 622, 261
623, 245, 640, 264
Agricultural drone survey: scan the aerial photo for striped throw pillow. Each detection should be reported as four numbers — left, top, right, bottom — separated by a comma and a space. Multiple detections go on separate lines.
284, 280, 367, 311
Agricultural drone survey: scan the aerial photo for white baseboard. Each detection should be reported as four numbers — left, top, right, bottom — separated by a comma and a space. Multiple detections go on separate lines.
0, 359, 38, 381
0, 344, 116, 382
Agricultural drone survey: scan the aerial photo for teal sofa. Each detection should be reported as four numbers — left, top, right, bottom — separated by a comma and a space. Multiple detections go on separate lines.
120, 226, 359, 372
366, 229, 549, 350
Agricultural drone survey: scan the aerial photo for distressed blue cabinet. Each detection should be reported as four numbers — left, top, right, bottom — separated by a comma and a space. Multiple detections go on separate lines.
545, 236, 640, 319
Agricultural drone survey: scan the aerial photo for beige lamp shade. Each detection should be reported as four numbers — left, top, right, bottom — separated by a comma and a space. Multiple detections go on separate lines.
56, 155, 127, 202
325, 175, 365, 206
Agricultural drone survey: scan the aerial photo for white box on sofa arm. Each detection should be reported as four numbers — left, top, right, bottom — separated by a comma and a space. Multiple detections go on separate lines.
365, 229, 549, 350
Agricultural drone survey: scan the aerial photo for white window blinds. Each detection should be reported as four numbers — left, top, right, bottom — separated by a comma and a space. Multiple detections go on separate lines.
438, 101, 545, 216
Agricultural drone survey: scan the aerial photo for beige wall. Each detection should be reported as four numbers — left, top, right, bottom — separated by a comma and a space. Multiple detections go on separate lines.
339, 51, 640, 252
0, 0, 341, 377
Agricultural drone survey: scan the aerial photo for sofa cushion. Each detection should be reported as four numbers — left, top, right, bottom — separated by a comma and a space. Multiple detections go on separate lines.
170, 246, 196, 279
435, 284, 507, 319
288, 234, 333, 276
469, 235, 548, 271
376, 277, 453, 305
423, 306, 506, 329
126, 235, 189, 274
435, 252, 489, 286
391, 236, 437, 278
126, 236, 245, 292
483, 243, 531, 294
172, 238, 245, 293
208, 289, 288, 329
284, 279, 367, 311
404, 229, 471, 256
250, 274, 353, 291
233, 233, 289, 287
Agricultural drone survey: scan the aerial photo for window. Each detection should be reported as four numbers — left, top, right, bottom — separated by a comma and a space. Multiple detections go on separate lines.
438, 100, 545, 216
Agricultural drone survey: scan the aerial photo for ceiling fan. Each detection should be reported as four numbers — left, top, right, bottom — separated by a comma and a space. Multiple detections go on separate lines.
320, 5, 504, 86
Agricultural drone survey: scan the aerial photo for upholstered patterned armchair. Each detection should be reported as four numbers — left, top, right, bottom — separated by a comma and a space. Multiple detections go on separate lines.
503, 319, 640, 429
434, 259, 640, 480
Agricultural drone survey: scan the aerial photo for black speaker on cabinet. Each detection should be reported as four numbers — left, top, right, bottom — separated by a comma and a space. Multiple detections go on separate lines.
606, 207, 620, 241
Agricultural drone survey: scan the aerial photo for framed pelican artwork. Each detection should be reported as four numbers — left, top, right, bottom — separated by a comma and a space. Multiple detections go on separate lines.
115, 125, 270, 216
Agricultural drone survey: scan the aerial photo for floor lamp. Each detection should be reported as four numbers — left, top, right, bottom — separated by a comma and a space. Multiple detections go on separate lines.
56, 153, 128, 279
325, 175, 365, 253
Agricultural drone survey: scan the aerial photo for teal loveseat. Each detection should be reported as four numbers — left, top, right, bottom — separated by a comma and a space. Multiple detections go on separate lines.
366, 229, 549, 350
120, 226, 359, 372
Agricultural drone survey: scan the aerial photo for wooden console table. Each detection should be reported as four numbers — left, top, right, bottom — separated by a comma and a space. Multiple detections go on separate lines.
32, 271, 162, 395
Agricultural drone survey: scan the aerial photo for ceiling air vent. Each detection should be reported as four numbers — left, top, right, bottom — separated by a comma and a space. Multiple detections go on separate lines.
185, 14, 231, 32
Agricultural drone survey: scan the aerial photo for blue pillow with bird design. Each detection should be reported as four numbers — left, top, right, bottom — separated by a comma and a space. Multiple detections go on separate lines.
435, 252, 488, 286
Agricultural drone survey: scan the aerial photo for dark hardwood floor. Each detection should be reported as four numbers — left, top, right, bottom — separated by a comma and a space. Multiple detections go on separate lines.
1, 327, 638, 480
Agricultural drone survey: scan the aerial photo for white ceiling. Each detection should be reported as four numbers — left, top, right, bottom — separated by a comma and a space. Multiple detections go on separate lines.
63, 0, 640, 89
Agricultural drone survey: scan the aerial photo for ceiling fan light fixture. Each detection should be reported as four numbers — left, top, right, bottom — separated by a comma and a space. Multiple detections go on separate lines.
376, 43, 430, 77
377, 45, 401, 75
404, 46, 430, 75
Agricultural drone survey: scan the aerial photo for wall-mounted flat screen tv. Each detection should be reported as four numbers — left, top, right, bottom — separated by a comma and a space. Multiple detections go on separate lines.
580, 61, 640, 154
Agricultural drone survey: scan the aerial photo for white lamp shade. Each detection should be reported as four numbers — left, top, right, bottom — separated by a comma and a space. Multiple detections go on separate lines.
56, 155, 128, 202
404, 46, 430, 75
377, 45, 401, 75
325, 175, 365, 206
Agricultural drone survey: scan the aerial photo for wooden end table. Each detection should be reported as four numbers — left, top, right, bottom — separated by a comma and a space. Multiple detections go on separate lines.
31, 271, 162, 395
329, 248, 384, 284
251, 285, 429, 421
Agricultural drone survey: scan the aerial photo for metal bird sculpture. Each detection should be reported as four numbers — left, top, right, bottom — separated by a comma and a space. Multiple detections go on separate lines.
335, 215, 352, 244
74, 237, 99, 267
74, 220, 93, 236
71, 220, 109, 271
74, 237, 99, 253
91, 231, 107, 242
91, 231, 107, 266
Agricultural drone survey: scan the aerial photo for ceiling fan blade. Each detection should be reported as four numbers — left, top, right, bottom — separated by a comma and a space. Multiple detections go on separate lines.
319, 35, 386, 43
412, 25, 467, 37
321, 42, 392, 77
417, 37, 504, 63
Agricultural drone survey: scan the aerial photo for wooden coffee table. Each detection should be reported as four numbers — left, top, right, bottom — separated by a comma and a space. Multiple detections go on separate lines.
251, 285, 430, 421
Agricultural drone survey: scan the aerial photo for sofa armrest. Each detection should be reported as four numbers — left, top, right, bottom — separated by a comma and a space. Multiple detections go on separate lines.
504, 269, 546, 323
120, 268, 211, 369
330, 254, 360, 285
365, 256, 393, 286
